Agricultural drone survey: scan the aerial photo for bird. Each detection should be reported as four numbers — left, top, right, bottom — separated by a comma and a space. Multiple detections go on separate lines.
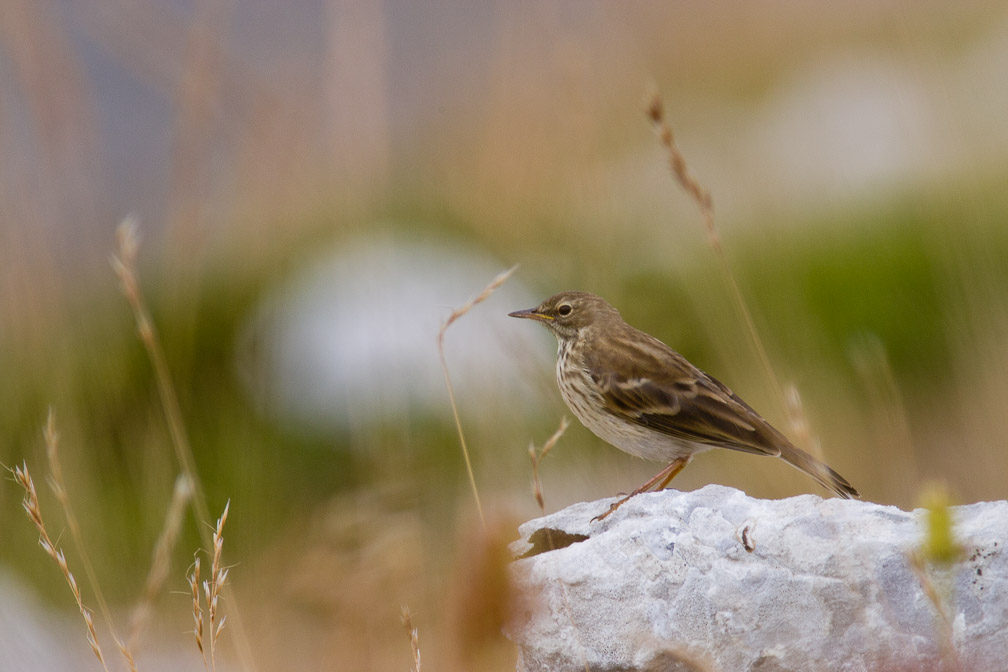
509, 291, 859, 521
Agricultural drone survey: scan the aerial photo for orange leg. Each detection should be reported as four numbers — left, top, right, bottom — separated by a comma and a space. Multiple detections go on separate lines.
592, 456, 691, 522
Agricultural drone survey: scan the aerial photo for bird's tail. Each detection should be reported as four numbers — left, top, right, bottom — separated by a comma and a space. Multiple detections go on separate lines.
778, 443, 860, 499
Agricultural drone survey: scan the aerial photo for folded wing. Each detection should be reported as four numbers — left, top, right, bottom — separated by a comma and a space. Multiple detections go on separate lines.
585, 329, 784, 457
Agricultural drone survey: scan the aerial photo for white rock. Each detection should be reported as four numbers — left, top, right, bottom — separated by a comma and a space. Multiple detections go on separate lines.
507, 486, 1007, 672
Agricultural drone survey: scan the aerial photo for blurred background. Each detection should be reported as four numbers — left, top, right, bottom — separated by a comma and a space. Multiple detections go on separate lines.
2, 1, 1008, 670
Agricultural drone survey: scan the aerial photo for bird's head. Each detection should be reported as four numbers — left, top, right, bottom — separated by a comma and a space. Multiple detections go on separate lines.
509, 291, 620, 341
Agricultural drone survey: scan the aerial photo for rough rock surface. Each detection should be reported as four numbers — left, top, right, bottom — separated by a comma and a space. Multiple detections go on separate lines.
507, 486, 1007, 672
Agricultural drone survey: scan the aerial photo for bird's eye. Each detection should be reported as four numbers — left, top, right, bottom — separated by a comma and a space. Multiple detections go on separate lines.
557, 303, 573, 316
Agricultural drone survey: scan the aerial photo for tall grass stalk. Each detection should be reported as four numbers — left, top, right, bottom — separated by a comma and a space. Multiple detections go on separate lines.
647, 92, 826, 459
437, 264, 518, 530
12, 460, 114, 672
111, 219, 255, 670
42, 408, 137, 668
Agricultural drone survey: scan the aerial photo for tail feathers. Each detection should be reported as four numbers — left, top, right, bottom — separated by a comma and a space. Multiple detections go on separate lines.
779, 444, 860, 499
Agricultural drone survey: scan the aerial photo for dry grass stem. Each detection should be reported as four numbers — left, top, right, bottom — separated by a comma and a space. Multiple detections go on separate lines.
111, 218, 255, 671
784, 385, 825, 462
12, 461, 112, 672
188, 500, 230, 672
42, 409, 141, 670
111, 218, 207, 520
523, 417, 592, 672
647, 92, 796, 429
189, 557, 206, 658
646, 93, 716, 251
528, 416, 569, 515
400, 604, 422, 672
128, 474, 194, 648
908, 552, 963, 672
43, 409, 102, 604
851, 336, 918, 493
118, 646, 140, 672
437, 264, 519, 530
206, 500, 230, 670
907, 483, 964, 671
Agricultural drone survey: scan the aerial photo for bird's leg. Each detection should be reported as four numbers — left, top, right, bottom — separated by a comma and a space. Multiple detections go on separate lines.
653, 456, 690, 490
592, 456, 691, 522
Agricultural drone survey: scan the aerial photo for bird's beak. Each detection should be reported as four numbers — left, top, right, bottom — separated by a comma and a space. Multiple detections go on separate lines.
508, 307, 553, 322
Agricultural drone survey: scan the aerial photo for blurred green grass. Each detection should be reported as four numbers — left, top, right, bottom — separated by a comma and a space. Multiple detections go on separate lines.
5, 182, 1008, 590
4, 177, 1008, 672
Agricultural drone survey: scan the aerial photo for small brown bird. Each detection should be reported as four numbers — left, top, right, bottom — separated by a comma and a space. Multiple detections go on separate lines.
510, 291, 859, 520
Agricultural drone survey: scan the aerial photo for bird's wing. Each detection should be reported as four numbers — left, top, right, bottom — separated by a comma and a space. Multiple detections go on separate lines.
586, 330, 782, 456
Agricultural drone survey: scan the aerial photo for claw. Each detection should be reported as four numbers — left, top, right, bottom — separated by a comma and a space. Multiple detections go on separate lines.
591, 499, 626, 523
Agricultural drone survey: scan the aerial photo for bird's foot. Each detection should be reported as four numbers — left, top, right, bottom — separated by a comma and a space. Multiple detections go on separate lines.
591, 494, 633, 523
